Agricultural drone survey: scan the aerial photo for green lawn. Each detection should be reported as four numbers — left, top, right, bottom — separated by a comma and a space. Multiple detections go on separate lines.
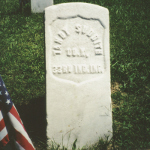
0, 0, 150, 149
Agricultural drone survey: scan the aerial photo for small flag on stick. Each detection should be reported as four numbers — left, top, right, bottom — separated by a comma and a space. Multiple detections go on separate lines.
0, 75, 35, 150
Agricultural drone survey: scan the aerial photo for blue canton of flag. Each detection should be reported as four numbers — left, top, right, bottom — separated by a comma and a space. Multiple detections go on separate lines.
0, 75, 35, 150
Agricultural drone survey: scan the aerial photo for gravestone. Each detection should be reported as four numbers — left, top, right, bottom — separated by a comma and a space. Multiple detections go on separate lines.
31, 0, 53, 13
45, 3, 112, 149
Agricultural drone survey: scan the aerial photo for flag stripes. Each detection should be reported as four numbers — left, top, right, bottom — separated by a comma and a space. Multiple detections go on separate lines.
8, 108, 35, 149
15, 129, 35, 150
9, 105, 25, 130
0, 75, 35, 149
0, 134, 9, 148
0, 109, 10, 147
15, 141, 26, 150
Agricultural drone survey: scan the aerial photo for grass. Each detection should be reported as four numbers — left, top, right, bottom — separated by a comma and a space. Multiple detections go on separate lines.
0, 1, 45, 104
0, 0, 150, 149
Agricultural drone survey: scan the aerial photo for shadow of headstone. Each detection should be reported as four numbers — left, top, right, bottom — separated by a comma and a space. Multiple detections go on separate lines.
19, 0, 31, 16
16, 96, 47, 149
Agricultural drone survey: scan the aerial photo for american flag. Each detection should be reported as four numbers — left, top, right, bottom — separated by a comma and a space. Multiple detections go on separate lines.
0, 75, 35, 150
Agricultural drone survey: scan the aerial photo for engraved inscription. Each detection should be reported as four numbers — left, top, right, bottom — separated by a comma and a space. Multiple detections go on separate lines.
53, 65, 72, 74
53, 27, 70, 56
75, 24, 103, 55
52, 64, 103, 74
51, 17, 105, 83
66, 47, 89, 58
53, 24, 103, 56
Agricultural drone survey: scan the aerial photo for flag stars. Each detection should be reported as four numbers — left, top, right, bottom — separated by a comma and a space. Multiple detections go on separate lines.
6, 99, 11, 105
5, 91, 9, 96
3, 83, 6, 88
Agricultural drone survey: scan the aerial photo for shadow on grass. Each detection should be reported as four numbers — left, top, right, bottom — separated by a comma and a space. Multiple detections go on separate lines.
16, 96, 47, 149
0, 1, 31, 17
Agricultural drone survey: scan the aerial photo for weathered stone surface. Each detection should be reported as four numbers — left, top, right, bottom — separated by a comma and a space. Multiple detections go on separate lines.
45, 3, 112, 149
31, 0, 53, 13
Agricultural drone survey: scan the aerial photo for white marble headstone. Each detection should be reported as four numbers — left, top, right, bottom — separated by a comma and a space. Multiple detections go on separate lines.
45, 3, 112, 149
31, 0, 53, 13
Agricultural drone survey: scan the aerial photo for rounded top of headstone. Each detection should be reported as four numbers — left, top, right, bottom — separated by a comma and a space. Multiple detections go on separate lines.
45, 2, 109, 29
45, 2, 109, 12
45, 2, 110, 84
